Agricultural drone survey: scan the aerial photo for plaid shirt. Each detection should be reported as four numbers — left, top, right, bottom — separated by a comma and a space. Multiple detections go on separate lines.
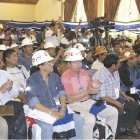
98, 67, 120, 99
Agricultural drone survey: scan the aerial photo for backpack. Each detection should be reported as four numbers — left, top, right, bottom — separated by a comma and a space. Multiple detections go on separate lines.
93, 121, 113, 140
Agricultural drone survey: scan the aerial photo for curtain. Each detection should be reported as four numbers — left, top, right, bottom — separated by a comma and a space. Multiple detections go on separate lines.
83, 0, 98, 21
64, 0, 77, 21
104, 0, 121, 21
135, 0, 140, 14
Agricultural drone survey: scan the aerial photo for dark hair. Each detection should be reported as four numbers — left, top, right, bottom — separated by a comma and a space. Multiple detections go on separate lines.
67, 31, 76, 41
30, 62, 45, 75
81, 28, 86, 35
3, 49, 16, 64
49, 22, 55, 28
64, 26, 71, 34
112, 42, 120, 48
103, 54, 119, 68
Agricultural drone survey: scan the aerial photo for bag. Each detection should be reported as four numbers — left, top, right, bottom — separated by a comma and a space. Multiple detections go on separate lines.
93, 121, 113, 140
3, 101, 27, 139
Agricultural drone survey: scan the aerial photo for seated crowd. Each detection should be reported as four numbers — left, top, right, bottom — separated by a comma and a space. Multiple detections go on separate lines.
0, 19, 140, 139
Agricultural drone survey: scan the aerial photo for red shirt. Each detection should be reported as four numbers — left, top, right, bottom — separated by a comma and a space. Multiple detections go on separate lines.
61, 69, 91, 102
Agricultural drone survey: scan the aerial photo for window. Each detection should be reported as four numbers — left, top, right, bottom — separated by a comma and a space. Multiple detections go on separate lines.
115, 0, 140, 22
72, 0, 87, 22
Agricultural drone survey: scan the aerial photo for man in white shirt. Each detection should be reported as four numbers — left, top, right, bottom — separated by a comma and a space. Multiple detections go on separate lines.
91, 46, 107, 80
45, 22, 60, 46
3, 49, 29, 103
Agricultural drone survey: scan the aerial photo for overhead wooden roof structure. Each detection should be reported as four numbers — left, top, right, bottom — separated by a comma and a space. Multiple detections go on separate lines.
0, 0, 39, 4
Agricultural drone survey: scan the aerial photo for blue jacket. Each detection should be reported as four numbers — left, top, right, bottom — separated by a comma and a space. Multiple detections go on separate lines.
26, 71, 67, 109
119, 63, 140, 92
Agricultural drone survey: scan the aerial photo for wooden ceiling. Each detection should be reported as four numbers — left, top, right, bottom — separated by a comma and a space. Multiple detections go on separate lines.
0, 0, 39, 4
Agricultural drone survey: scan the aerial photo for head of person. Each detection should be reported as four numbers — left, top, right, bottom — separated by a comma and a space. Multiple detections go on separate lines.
120, 48, 137, 67
65, 26, 71, 34
49, 22, 55, 31
103, 54, 120, 72
31, 50, 54, 75
64, 48, 84, 74
25, 29, 31, 36
67, 31, 76, 41
11, 43, 19, 55
112, 42, 120, 53
44, 42, 56, 57
81, 28, 87, 35
21, 38, 33, 56
39, 42, 45, 49
4, 29, 10, 36
73, 43, 86, 57
95, 46, 107, 63
117, 35, 121, 39
3, 49, 18, 67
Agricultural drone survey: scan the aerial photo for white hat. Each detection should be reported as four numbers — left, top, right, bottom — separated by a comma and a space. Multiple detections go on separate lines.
21, 38, 33, 47
32, 50, 54, 66
44, 42, 55, 49
11, 43, 19, 49
64, 48, 84, 61
0, 44, 8, 51
73, 43, 86, 51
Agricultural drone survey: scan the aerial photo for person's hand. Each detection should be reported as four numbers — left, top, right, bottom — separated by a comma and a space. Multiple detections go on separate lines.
92, 80, 102, 89
6, 79, 13, 91
115, 100, 124, 110
125, 95, 135, 102
0, 82, 8, 93
85, 87, 99, 95
79, 19, 82, 24
58, 17, 62, 24
18, 93, 28, 104
57, 47, 64, 56
59, 106, 66, 119
86, 51, 92, 61
51, 111, 61, 120
72, 42, 76, 45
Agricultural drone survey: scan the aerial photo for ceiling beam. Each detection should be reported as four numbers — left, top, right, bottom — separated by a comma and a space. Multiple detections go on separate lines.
0, 0, 39, 4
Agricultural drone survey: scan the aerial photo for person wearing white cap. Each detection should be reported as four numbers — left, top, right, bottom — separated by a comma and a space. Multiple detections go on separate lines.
10, 43, 19, 55
61, 48, 118, 139
18, 38, 33, 71
44, 42, 64, 74
0, 44, 8, 60
0, 44, 8, 69
73, 43, 88, 70
26, 50, 84, 139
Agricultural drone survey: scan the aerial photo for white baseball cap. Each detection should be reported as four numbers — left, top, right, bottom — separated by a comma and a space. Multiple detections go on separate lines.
11, 43, 19, 49
32, 50, 54, 66
0, 44, 8, 51
73, 43, 86, 51
44, 42, 56, 49
64, 48, 84, 61
21, 38, 33, 47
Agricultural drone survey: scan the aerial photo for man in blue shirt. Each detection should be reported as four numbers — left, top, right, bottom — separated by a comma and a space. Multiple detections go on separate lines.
18, 38, 33, 71
26, 50, 84, 139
